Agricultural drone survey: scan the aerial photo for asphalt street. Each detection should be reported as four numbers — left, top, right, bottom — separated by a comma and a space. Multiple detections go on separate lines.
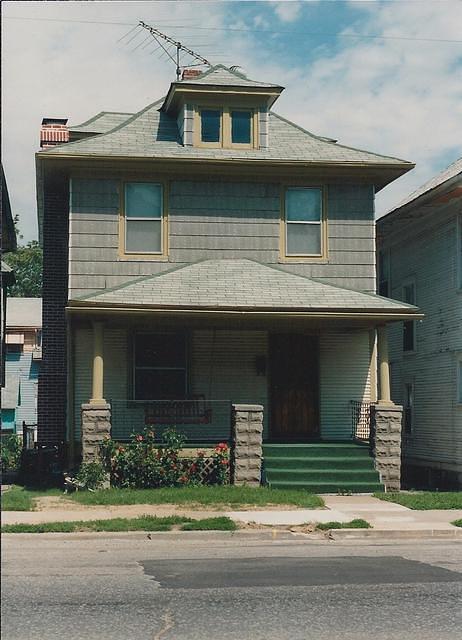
2, 532, 462, 639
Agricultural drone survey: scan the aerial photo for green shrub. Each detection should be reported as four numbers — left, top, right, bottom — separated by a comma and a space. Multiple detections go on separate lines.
100, 427, 229, 489
1, 435, 22, 472
75, 462, 107, 490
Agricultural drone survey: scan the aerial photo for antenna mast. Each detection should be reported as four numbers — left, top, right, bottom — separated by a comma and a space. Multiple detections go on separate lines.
138, 21, 210, 80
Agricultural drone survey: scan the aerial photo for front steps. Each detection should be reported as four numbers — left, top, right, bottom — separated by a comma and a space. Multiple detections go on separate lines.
262, 443, 384, 494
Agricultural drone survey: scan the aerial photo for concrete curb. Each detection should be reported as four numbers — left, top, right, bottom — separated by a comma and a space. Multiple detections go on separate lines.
328, 528, 462, 540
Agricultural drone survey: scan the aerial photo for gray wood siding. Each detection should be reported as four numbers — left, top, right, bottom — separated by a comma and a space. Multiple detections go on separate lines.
381, 207, 462, 471
69, 178, 375, 297
320, 330, 372, 440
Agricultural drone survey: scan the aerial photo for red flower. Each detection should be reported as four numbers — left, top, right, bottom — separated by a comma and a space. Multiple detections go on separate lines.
136, 435, 143, 442
221, 459, 229, 465
197, 450, 205, 458
189, 464, 197, 473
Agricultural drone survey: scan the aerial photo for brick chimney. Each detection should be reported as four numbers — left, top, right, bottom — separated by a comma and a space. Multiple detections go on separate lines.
40, 118, 69, 149
181, 69, 202, 81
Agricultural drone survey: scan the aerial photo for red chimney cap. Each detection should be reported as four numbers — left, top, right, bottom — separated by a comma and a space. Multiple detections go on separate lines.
181, 69, 203, 81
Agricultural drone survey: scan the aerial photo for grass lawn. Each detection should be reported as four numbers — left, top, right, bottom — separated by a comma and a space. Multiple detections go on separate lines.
1, 515, 237, 534
316, 518, 371, 531
452, 519, 462, 528
69, 485, 325, 509
374, 491, 462, 510
1, 486, 62, 511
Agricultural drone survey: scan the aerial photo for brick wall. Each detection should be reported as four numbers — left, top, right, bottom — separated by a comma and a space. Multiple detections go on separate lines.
37, 171, 69, 445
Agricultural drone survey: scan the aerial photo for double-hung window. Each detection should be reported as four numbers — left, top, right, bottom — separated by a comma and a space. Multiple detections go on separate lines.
124, 182, 164, 255
133, 333, 187, 400
284, 187, 323, 257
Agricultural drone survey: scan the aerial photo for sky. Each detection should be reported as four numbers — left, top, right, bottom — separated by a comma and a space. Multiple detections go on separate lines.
2, 0, 462, 243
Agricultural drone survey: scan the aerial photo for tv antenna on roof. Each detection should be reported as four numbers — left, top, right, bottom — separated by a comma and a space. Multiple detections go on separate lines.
138, 21, 211, 80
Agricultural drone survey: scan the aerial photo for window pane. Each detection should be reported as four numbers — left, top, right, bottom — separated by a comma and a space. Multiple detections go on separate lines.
126, 220, 161, 253
135, 369, 186, 400
126, 183, 162, 218
286, 188, 321, 222
231, 110, 251, 144
135, 334, 186, 369
201, 110, 221, 142
286, 223, 321, 255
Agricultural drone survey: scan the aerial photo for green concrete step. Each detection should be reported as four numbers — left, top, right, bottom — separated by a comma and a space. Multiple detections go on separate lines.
265, 469, 380, 483
268, 480, 384, 493
264, 456, 375, 470
263, 444, 370, 458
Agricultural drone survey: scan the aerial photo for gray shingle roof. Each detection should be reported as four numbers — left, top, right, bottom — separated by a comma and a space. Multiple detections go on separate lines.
43, 99, 409, 167
71, 259, 419, 316
69, 111, 134, 134
178, 64, 282, 88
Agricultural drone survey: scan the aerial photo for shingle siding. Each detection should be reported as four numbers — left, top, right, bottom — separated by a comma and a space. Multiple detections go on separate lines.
68, 178, 376, 297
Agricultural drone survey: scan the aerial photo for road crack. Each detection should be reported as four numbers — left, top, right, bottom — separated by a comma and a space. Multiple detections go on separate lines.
153, 609, 175, 640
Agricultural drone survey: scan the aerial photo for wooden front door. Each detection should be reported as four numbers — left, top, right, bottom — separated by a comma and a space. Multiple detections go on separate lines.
270, 334, 319, 441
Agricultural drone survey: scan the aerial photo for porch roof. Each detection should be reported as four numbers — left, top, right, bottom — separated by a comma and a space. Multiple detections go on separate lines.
68, 259, 421, 321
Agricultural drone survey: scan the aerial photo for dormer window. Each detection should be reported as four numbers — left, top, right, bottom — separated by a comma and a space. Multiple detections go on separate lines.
196, 106, 257, 149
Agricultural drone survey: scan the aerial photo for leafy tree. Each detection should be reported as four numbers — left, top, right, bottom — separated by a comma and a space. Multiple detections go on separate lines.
5, 240, 42, 297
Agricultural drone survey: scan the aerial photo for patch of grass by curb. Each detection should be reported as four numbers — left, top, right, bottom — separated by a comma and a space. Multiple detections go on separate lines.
68, 485, 324, 509
374, 491, 462, 510
1, 515, 237, 534
1, 486, 62, 512
181, 517, 237, 531
316, 519, 371, 531
452, 519, 462, 528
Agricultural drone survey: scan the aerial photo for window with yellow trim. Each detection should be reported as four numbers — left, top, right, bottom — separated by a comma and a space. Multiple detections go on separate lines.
284, 187, 323, 256
124, 182, 163, 254
197, 107, 256, 148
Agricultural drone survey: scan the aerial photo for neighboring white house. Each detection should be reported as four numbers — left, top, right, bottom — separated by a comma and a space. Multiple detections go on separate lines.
377, 158, 462, 489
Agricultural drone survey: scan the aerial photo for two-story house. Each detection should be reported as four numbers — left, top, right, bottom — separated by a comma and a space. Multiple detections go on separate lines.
36, 65, 421, 492
377, 158, 462, 489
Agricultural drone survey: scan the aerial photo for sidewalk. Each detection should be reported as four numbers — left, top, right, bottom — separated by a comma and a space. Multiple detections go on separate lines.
2, 494, 462, 538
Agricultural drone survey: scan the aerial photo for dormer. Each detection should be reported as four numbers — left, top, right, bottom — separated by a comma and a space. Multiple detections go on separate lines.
162, 64, 284, 150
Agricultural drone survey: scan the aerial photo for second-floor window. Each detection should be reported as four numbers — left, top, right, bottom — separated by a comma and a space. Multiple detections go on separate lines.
124, 182, 164, 255
283, 187, 324, 258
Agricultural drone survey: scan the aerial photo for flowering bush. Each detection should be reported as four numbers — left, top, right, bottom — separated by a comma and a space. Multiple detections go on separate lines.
100, 427, 228, 489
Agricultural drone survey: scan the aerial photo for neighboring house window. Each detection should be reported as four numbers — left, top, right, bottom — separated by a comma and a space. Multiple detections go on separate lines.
378, 250, 390, 297
457, 354, 462, 404
197, 107, 256, 148
283, 187, 324, 258
124, 182, 164, 255
458, 214, 462, 289
403, 382, 414, 434
133, 333, 187, 400
402, 280, 416, 352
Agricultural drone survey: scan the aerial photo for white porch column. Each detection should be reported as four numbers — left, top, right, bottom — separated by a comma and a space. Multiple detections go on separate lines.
377, 325, 392, 404
90, 320, 105, 404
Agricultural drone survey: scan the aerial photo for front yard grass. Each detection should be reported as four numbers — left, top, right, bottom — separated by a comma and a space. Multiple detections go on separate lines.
316, 518, 371, 531
374, 491, 462, 510
1, 515, 237, 534
1, 486, 62, 511
452, 519, 462, 528
68, 485, 325, 509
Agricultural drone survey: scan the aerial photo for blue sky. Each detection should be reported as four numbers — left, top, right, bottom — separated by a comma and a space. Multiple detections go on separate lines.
2, 0, 462, 242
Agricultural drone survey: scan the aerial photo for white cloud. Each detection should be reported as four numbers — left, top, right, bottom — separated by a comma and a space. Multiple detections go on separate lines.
272, 1, 302, 23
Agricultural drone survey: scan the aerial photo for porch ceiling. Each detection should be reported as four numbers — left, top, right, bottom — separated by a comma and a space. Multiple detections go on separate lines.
68, 259, 422, 323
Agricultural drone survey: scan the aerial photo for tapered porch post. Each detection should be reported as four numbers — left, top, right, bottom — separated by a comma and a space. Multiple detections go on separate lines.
90, 320, 105, 404
377, 324, 391, 404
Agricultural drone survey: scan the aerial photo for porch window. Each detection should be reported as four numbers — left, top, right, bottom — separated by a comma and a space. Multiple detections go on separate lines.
284, 187, 323, 257
133, 333, 187, 400
124, 183, 163, 254
402, 280, 416, 352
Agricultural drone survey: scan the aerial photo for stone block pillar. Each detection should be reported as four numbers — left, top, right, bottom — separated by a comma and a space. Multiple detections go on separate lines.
81, 402, 111, 465
371, 403, 402, 491
231, 404, 263, 486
